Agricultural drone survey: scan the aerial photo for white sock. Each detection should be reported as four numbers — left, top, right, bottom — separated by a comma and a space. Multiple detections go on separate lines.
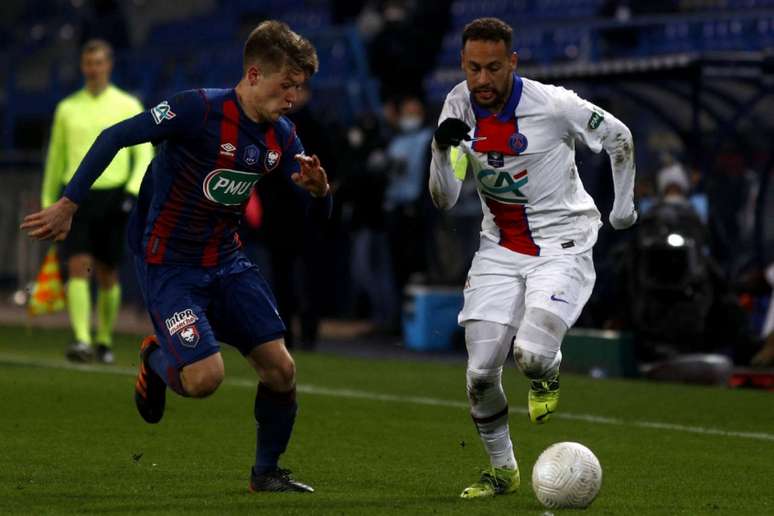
465, 321, 519, 469
467, 366, 516, 470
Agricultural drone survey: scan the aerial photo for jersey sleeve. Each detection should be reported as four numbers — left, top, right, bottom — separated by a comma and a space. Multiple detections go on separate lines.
144, 90, 209, 143
62, 90, 208, 205
125, 97, 155, 196
41, 103, 67, 208
554, 87, 638, 229
279, 128, 304, 178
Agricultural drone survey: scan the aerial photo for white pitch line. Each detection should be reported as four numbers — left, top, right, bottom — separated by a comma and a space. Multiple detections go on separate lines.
2, 353, 773, 442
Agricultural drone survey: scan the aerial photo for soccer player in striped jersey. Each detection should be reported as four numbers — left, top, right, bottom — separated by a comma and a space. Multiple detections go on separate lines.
21, 21, 330, 493
429, 18, 637, 498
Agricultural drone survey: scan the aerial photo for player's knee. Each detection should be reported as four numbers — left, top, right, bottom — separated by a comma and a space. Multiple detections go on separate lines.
181, 356, 225, 398
68, 255, 93, 278
277, 358, 296, 389
262, 357, 296, 391
513, 308, 567, 379
94, 266, 119, 289
183, 369, 224, 398
466, 366, 503, 408
513, 345, 558, 380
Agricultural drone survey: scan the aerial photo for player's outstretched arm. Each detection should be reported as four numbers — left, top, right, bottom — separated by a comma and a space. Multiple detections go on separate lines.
20, 197, 78, 241
62, 90, 207, 206
22, 91, 206, 242
601, 117, 638, 230
21, 114, 147, 243
556, 87, 637, 230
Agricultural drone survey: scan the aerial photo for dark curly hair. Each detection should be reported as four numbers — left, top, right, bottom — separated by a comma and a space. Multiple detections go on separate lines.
461, 17, 513, 50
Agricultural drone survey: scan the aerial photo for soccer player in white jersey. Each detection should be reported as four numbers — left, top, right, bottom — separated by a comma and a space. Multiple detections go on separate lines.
429, 17, 637, 499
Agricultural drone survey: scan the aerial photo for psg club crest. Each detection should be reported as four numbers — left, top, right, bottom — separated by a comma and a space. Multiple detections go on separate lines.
509, 132, 528, 155
265, 149, 281, 171
243, 145, 259, 167
178, 324, 200, 348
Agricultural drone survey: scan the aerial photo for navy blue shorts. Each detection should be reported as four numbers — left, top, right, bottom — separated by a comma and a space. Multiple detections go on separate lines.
134, 252, 285, 369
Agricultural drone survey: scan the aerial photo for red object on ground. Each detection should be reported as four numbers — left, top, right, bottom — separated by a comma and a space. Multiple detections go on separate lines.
728, 369, 774, 391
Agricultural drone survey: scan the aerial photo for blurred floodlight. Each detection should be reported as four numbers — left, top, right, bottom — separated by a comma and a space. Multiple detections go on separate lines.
667, 233, 685, 247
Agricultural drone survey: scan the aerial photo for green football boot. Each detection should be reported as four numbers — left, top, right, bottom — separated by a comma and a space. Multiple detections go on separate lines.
528, 373, 560, 424
460, 466, 520, 499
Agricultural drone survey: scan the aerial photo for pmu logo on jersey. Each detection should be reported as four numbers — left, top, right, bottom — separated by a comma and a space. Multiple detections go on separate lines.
178, 324, 200, 348
151, 101, 176, 125
477, 168, 528, 204
265, 150, 281, 171
165, 309, 198, 336
203, 168, 261, 206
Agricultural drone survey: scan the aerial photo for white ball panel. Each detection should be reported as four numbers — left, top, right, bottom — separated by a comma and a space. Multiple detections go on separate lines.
531, 442, 602, 509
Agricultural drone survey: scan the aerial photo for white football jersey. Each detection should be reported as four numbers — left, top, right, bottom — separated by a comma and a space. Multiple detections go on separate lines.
430, 75, 636, 256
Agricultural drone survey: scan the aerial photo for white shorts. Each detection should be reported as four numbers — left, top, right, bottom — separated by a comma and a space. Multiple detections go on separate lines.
459, 238, 596, 329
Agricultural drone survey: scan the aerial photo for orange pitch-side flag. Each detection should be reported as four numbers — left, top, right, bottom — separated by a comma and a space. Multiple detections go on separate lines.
28, 246, 66, 316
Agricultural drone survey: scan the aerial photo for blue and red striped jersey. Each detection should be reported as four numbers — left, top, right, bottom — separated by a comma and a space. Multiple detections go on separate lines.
63, 88, 332, 267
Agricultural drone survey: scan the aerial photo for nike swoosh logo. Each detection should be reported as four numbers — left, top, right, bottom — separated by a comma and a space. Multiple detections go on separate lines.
536, 406, 554, 422
550, 294, 569, 303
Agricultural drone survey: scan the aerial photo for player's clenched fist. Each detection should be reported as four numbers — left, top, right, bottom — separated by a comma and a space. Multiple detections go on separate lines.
434, 118, 471, 150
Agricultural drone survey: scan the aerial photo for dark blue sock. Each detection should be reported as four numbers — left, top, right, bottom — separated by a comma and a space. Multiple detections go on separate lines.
147, 347, 187, 396
253, 383, 297, 476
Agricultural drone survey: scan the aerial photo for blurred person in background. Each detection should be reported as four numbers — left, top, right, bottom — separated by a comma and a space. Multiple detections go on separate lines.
336, 113, 396, 332
638, 157, 708, 223
384, 96, 434, 326
23, 21, 330, 494
367, 0, 452, 102
429, 17, 637, 498
614, 162, 713, 359
608, 158, 755, 375
254, 83, 335, 350
41, 39, 152, 364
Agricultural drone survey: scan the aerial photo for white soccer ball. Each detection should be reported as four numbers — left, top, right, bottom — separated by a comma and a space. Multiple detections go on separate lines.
531, 442, 602, 509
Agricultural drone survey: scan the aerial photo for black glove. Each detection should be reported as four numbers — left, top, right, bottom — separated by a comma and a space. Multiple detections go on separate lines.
434, 118, 471, 150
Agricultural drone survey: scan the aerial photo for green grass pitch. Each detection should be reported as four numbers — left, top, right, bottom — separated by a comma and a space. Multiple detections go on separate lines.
1, 325, 773, 515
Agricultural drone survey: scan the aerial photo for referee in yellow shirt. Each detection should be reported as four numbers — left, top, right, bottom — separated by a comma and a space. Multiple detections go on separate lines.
41, 39, 153, 364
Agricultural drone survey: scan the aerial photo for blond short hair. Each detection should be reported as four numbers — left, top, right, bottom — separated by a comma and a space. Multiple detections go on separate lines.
243, 20, 319, 78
